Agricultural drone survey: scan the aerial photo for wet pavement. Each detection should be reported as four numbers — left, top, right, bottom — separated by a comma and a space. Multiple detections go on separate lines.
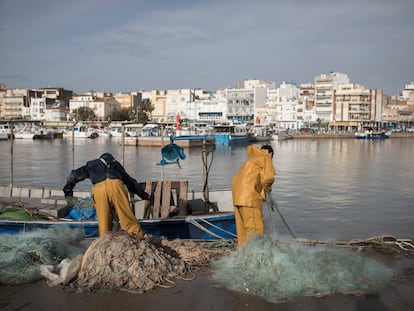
1, 255, 413, 311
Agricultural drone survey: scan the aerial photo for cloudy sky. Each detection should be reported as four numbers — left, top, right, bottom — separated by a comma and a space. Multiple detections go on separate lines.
1, 0, 413, 95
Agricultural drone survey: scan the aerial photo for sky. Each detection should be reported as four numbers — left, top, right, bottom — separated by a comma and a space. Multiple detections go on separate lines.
1, 0, 413, 96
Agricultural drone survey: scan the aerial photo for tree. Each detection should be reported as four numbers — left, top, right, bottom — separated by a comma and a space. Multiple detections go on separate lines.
71, 107, 96, 121
135, 101, 155, 122
108, 108, 135, 121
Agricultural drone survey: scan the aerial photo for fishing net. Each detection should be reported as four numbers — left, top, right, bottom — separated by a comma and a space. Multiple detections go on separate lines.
210, 235, 395, 303
74, 232, 232, 293
0, 227, 84, 285
64, 196, 97, 220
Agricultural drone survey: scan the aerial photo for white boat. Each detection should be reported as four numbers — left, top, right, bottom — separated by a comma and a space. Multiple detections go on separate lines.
0, 132, 8, 140
249, 125, 272, 142
272, 132, 293, 140
108, 126, 123, 138
13, 126, 37, 139
14, 131, 35, 139
0, 124, 11, 140
64, 124, 99, 139
107, 125, 142, 138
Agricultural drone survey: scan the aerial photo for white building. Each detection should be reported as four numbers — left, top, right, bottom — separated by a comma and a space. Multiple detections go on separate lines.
30, 97, 47, 121
401, 82, 414, 101
186, 97, 227, 122
314, 72, 350, 122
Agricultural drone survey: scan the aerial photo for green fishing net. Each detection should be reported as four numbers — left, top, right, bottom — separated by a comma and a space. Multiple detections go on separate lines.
210, 235, 394, 303
0, 227, 84, 285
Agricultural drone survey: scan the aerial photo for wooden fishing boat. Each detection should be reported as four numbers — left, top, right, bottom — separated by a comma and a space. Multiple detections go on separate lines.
0, 184, 236, 240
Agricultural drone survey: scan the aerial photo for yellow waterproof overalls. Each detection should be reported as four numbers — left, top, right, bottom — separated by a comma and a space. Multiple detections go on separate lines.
232, 145, 275, 248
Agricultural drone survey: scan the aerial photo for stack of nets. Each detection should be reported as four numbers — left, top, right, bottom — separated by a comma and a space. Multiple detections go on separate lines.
210, 235, 395, 303
0, 227, 84, 285
74, 232, 233, 293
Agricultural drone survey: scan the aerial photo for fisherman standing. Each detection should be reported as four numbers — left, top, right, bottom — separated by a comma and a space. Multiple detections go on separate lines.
63, 152, 151, 238
232, 145, 275, 248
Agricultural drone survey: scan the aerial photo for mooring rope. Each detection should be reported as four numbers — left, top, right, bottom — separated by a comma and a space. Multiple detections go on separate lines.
186, 216, 236, 239
265, 195, 297, 238
193, 216, 237, 238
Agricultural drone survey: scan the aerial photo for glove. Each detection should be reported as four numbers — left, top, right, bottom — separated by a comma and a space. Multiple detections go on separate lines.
145, 193, 153, 201
265, 193, 276, 212
63, 189, 73, 198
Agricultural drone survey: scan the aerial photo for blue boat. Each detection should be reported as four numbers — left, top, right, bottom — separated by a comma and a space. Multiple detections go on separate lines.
0, 211, 236, 240
0, 185, 236, 240
355, 131, 390, 139
209, 123, 249, 145
0, 135, 236, 240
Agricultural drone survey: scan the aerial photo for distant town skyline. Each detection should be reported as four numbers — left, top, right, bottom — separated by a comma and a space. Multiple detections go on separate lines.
1, 0, 413, 96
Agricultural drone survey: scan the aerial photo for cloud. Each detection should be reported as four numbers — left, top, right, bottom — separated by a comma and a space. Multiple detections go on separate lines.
0, 0, 413, 94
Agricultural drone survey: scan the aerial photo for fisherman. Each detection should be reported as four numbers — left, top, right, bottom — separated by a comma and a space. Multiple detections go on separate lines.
232, 144, 275, 248
63, 152, 151, 238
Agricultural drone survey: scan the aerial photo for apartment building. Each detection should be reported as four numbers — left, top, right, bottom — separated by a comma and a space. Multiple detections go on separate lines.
314, 72, 350, 122
186, 96, 227, 122
332, 84, 381, 131
114, 92, 142, 111
141, 90, 167, 122
299, 83, 316, 128
0, 89, 28, 119
221, 79, 273, 123
401, 82, 414, 103
268, 82, 301, 130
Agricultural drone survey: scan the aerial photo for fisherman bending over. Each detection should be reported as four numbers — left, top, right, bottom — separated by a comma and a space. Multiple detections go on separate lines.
63, 152, 151, 238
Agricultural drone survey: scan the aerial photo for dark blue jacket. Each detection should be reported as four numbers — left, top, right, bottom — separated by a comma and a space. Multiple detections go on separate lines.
63, 153, 149, 200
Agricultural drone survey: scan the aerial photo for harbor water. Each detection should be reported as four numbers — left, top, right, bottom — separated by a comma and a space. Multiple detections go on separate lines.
0, 137, 413, 241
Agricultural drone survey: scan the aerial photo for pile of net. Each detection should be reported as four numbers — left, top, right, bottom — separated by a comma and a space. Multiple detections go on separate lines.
74, 232, 233, 293
0, 227, 84, 285
210, 235, 395, 303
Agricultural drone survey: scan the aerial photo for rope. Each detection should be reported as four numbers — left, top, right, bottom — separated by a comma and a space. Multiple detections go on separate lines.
196, 216, 237, 238
266, 195, 296, 238
186, 216, 235, 239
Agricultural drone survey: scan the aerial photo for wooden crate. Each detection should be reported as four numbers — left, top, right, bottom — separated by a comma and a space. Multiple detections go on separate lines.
143, 180, 188, 219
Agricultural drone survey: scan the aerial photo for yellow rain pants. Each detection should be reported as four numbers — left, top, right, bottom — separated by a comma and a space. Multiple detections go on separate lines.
234, 205, 264, 248
92, 178, 144, 237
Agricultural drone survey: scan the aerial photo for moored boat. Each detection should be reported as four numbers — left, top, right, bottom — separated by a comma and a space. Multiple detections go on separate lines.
355, 129, 390, 139
0, 132, 8, 140
0, 184, 236, 240
249, 125, 272, 142
271, 131, 293, 140
208, 123, 249, 145
64, 123, 99, 139
0, 124, 11, 140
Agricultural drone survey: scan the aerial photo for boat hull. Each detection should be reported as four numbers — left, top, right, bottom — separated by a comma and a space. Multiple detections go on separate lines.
0, 212, 236, 240
354, 131, 390, 139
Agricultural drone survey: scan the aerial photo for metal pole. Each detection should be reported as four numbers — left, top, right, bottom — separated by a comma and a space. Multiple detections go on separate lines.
72, 123, 75, 170
121, 125, 125, 166
9, 122, 14, 195
161, 124, 164, 181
